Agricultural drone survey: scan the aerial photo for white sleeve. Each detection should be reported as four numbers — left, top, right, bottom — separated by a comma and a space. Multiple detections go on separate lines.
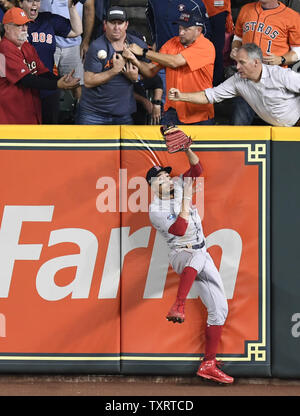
232, 35, 242, 43
205, 75, 239, 103
280, 67, 300, 93
291, 46, 300, 61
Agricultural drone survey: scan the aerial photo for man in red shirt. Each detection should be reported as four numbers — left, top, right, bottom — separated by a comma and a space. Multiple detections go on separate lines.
124, 10, 215, 125
0, 7, 80, 124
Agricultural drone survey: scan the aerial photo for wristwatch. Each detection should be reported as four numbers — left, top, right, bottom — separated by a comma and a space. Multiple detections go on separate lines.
152, 100, 162, 105
281, 56, 286, 65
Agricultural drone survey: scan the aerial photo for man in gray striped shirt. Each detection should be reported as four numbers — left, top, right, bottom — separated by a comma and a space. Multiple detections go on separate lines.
168, 43, 300, 127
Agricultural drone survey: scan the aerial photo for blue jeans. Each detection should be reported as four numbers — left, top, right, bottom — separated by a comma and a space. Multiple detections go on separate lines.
231, 96, 256, 125
76, 104, 133, 125
161, 107, 215, 126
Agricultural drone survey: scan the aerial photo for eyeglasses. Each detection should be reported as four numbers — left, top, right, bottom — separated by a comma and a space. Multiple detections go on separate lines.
24, 0, 41, 2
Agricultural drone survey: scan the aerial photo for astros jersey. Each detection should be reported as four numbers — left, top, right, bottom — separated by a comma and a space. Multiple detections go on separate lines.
160, 34, 215, 123
40, 0, 87, 48
0, 38, 48, 124
27, 12, 71, 72
235, 1, 300, 56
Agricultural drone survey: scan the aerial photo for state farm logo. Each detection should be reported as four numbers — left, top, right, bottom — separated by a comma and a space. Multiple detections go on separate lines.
0, 205, 242, 302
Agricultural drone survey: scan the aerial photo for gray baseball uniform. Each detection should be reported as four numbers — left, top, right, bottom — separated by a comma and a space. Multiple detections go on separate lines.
149, 174, 228, 326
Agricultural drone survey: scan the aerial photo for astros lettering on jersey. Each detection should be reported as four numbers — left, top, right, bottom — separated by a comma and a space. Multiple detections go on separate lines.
235, 1, 300, 56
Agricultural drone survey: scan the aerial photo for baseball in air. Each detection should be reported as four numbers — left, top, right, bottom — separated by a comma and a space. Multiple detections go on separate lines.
97, 50, 107, 60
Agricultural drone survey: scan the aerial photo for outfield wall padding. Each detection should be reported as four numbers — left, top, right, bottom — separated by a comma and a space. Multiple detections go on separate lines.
271, 128, 300, 378
0, 125, 276, 377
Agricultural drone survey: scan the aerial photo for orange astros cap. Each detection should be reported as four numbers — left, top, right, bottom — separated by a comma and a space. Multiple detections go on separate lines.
2, 7, 32, 25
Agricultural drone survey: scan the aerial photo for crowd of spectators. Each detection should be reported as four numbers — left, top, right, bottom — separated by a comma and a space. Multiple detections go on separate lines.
0, 0, 300, 126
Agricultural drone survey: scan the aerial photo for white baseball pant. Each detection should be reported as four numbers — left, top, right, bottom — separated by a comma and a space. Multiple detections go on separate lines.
169, 247, 228, 326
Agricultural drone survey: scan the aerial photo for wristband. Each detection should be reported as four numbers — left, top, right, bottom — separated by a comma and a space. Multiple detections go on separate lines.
183, 197, 192, 200
152, 99, 162, 105
142, 47, 148, 58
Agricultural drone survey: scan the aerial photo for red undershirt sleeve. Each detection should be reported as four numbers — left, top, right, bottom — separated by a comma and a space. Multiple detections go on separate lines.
168, 216, 188, 236
183, 161, 203, 178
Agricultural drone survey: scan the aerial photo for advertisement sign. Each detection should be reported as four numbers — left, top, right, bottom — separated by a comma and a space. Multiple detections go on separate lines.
120, 126, 270, 376
0, 136, 121, 372
0, 126, 270, 375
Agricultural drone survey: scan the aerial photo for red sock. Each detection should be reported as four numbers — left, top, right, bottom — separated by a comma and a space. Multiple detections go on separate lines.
204, 325, 223, 361
176, 266, 198, 302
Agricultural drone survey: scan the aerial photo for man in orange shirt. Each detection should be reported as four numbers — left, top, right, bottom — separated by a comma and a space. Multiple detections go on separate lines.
230, 0, 300, 125
124, 10, 215, 125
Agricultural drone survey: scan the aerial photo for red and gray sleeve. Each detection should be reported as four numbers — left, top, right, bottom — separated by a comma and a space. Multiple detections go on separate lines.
168, 216, 188, 236
183, 161, 203, 178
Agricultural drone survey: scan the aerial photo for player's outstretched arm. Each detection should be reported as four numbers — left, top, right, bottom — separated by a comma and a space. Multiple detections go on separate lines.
179, 177, 193, 221
185, 148, 199, 166
168, 177, 193, 236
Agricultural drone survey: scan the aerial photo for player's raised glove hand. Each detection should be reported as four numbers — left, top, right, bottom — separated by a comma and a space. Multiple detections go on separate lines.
160, 125, 192, 153
183, 176, 194, 200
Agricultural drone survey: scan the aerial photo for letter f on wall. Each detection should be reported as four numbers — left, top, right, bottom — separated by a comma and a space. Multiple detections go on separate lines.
0, 206, 54, 297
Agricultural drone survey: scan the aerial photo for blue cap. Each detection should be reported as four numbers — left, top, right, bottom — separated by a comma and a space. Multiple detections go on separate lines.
106, 6, 127, 22
173, 11, 205, 28
146, 166, 172, 184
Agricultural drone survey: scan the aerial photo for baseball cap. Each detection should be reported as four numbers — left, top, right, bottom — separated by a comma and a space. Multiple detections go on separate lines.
173, 11, 204, 28
106, 6, 128, 22
146, 166, 172, 185
2, 7, 32, 25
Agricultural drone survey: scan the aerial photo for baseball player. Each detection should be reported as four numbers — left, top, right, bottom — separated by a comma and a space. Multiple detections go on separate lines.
146, 142, 233, 384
